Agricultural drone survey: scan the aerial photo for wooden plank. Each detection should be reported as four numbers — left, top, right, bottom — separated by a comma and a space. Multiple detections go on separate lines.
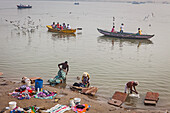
108, 99, 123, 107
81, 87, 98, 96
144, 100, 156, 105
145, 92, 159, 102
112, 91, 128, 103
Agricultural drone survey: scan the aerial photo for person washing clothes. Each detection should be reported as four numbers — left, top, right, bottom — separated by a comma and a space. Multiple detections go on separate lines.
82, 72, 90, 88
124, 81, 139, 94
48, 61, 69, 85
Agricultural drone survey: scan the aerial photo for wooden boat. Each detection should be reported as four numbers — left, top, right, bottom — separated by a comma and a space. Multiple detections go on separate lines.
97, 28, 154, 39
74, 0, 79, 5
17, 4, 32, 9
74, 2, 79, 5
46, 25, 76, 34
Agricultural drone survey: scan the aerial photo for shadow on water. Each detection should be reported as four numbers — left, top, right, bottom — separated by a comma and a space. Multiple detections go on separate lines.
97, 36, 153, 48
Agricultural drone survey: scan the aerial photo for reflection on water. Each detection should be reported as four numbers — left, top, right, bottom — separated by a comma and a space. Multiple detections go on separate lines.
97, 36, 153, 48
124, 96, 139, 107
50, 33, 76, 41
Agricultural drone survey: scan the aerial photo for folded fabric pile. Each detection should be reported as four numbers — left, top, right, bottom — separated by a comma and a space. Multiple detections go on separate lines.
46, 104, 71, 113
34, 90, 57, 99
9, 105, 39, 113
9, 85, 35, 100
71, 104, 90, 113
73, 82, 86, 88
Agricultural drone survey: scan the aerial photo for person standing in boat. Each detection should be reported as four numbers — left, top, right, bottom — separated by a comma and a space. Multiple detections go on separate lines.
137, 28, 142, 35
111, 26, 117, 33
120, 23, 124, 33
124, 81, 139, 94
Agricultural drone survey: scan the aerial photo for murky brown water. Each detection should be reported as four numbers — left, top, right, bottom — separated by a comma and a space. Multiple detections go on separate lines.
0, 0, 170, 110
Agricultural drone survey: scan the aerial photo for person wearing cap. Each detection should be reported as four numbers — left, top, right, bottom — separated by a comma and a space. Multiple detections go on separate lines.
82, 72, 90, 87
124, 81, 139, 94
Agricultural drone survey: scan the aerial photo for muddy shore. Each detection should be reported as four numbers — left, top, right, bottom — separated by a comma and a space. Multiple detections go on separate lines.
0, 78, 168, 113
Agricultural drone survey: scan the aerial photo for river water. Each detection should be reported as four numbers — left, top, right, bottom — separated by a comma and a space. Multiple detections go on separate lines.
0, 0, 170, 110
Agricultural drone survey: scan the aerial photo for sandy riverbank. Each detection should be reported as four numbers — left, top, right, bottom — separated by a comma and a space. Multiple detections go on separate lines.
0, 78, 167, 113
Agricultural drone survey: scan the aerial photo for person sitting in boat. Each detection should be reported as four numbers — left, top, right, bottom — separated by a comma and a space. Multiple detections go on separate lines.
56, 22, 60, 30
82, 72, 90, 87
60, 25, 63, 30
120, 23, 124, 33
51, 22, 56, 29
48, 61, 69, 85
67, 24, 71, 29
137, 28, 142, 35
111, 26, 117, 33
63, 23, 66, 29
124, 81, 139, 94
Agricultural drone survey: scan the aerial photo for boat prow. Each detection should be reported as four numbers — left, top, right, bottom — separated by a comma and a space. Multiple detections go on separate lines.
46, 25, 76, 34
97, 28, 154, 39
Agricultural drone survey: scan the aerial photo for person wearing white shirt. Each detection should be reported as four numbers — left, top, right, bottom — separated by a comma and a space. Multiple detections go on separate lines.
67, 24, 71, 29
120, 23, 124, 33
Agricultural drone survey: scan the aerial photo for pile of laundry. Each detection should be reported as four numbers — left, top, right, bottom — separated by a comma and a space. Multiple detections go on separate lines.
34, 90, 57, 99
45, 104, 71, 113
71, 104, 90, 113
7, 105, 42, 113
9, 85, 35, 100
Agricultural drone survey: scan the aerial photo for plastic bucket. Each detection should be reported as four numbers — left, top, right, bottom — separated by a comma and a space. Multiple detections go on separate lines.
9, 101, 16, 110
74, 98, 81, 105
35, 79, 43, 91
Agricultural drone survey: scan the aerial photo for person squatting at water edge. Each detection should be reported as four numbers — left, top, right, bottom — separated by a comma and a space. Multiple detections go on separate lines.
82, 72, 90, 88
124, 81, 139, 94
72, 72, 90, 88
48, 61, 69, 86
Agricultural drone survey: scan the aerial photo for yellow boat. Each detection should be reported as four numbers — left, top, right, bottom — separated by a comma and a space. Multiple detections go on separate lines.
46, 25, 76, 34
